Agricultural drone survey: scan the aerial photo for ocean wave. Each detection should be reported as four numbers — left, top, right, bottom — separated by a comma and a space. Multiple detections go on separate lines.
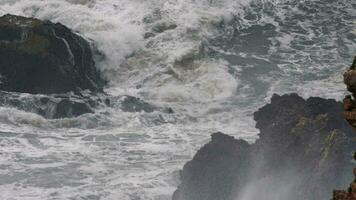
0, 0, 355, 199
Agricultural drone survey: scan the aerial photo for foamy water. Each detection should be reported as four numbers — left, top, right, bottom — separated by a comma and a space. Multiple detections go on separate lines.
0, 0, 355, 199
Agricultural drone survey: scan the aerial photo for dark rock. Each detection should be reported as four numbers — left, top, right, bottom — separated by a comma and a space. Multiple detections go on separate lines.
173, 132, 252, 200
144, 32, 155, 39
0, 91, 96, 119
0, 14, 173, 119
52, 98, 93, 119
120, 96, 157, 113
152, 22, 177, 33
173, 94, 356, 200
144, 22, 177, 39
0, 90, 172, 119
0, 14, 106, 94
253, 94, 355, 200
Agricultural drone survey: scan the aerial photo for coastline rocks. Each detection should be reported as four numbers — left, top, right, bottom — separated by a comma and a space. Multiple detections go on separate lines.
0, 14, 168, 119
0, 91, 168, 119
0, 14, 106, 94
252, 94, 355, 200
173, 93, 356, 200
0, 91, 99, 119
173, 132, 252, 200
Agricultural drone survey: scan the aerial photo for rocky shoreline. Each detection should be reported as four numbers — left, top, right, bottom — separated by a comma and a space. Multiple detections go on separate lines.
173, 93, 356, 200
0, 14, 170, 118
0, 13, 354, 200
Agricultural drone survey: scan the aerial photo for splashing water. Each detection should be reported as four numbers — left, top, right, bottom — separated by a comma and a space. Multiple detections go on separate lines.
0, 0, 355, 199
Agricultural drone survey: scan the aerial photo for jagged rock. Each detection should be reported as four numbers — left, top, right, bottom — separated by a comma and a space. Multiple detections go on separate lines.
0, 14, 106, 94
173, 94, 356, 200
253, 94, 355, 200
173, 132, 252, 200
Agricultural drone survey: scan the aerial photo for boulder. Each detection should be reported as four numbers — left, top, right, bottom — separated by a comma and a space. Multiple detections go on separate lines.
173, 132, 252, 200
0, 14, 106, 94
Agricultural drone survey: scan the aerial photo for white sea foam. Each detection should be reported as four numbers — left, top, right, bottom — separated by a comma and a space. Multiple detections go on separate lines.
0, 0, 355, 199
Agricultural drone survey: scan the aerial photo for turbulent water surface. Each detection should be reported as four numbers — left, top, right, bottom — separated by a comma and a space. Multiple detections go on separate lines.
0, 0, 355, 199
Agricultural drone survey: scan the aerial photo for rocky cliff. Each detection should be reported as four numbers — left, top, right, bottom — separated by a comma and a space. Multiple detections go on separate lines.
173, 93, 356, 200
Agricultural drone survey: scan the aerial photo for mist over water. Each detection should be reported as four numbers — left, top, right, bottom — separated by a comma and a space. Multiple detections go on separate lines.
0, 0, 355, 199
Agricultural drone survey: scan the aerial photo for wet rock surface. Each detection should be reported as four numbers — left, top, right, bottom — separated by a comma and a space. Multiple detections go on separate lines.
0, 14, 169, 118
0, 14, 106, 94
0, 91, 168, 119
173, 132, 252, 200
120, 96, 158, 113
173, 93, 356, 200
0, 91, 99, 119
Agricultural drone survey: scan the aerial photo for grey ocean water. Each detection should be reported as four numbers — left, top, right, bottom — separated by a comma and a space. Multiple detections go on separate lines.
0, 0, 355, 199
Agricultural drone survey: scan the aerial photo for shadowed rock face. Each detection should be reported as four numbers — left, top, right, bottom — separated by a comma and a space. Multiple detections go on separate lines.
173, 132, 252, 200
0, 14, 106, 94
173, 93, 356, 200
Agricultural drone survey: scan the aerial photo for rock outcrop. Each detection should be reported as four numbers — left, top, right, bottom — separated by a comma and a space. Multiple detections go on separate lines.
0, 14, 106, 94
0, 91, 102, 119
0, 90, 170, 119
173, 94, 356, 200
173, 132, 252, 200
0, 14, 169, 118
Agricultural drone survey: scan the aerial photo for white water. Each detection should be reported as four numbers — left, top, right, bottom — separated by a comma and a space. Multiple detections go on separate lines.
0, 0, 355, 199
